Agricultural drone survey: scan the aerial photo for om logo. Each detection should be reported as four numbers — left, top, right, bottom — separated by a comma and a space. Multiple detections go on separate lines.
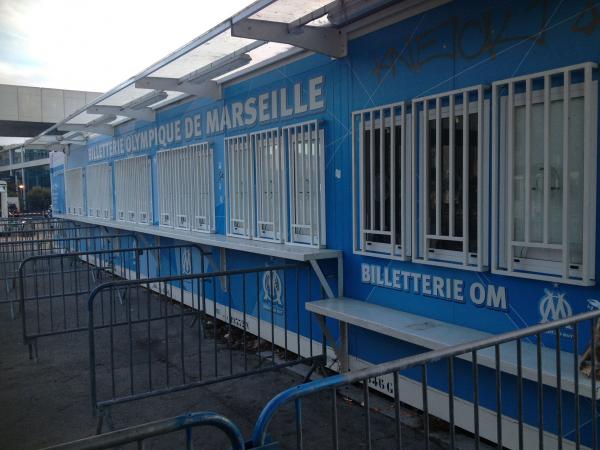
181, 249, 192, 275
263, 270, 283, 314
539, 289, 572, 323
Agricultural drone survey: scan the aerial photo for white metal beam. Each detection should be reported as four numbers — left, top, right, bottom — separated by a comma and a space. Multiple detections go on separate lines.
134, 77, 221, 100
87, 104, 155, 122
231, 18, 347, 58
58, 123, 114, 136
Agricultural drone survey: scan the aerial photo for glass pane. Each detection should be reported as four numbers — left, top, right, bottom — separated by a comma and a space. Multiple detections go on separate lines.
569, 96, 585, 265
529, 103, 544, 243
513, 105, 526, 242
394, 124, 403, 246
427, 119, 437, 235
363, 129, 371, 230
373, 127, 381, 231
454, 115, 464, 238
441, 117, 450, 236
383, 126, 391, 232
548, 99, 564, 244
468, 112, 478, 254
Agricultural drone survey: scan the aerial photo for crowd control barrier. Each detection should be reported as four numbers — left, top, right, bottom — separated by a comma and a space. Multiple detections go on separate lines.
0, 231, 133, 318
87, 263, 325, 432
18, 243, 207, 359
250, 309, 600, 450
41, 411, 246, 450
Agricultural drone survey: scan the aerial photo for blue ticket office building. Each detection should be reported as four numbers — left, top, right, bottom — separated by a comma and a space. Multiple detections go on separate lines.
48, 0, 600, 448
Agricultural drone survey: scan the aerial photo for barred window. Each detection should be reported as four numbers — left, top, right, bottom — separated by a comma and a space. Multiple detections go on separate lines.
352, 103, 410, 259
86, 163, 113, 220
157, 144, 215, 232
225, 134, 253, 238
282, 120, 326, 247
492, 63, 597, 285
412, 86, 487, 270
65, 168, 84, 216
114, 155, 152, 225
251, 128, 285, 242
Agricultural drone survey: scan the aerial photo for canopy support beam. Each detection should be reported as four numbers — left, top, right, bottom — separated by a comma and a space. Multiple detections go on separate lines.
231, 18, 347, 58
87, 105, 155, 122
135, 78, 222, 100
57, 123, 114, 136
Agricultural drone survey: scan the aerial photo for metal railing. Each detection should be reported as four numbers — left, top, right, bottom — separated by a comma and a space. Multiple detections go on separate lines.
249, 309, 600, 450
87, 263, 325, 431
42, 411, 246, 450
0, 232, 134, 318
0, 216, 64, 233
19, 243, 207, 358
0, 223, 98, 243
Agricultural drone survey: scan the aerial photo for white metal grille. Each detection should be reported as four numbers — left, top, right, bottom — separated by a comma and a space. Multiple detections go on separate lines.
282, 120, 326, 247
492, 62, 597, 285
352, 102, 410, 259
86, 163, 113, 220
65, 168, 84, 216
225, 134, 253, 238
114, 155, 152, 225
157, 144, 214, 232
251, 128, 285, 242
412, 86, 487, 270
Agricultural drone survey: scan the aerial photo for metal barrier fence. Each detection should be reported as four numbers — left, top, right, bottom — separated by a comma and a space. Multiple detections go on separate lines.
0, 223, 98, 243
19, 243, 207, 358
0, 216, 64, 233
0, 232, 134, 318
250, 309, 600, 450
42, 411, 246, 450
87, 263, 325, 431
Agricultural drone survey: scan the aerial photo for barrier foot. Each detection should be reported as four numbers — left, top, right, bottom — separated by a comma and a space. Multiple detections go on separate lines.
27, 342, 33, 360
95, 414, 103, 435
95, 407, 114, 434
303, 362, 318, 383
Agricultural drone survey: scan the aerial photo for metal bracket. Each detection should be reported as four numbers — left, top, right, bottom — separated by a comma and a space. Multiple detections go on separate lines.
309, 259, 335, 299
231, 18, 347, 58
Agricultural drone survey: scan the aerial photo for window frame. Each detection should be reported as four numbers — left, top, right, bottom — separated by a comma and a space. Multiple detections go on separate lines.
65, 167, 85, 216
85, 162, 113, 220
190, 143, 215, 234
412, 86, 488, 270
114, 155, 152, 226
352, 102, 411, 259
282, 120, 326, 247
225, 134, 254, 239
491, 62, 598, 285
251, 128, 286, 242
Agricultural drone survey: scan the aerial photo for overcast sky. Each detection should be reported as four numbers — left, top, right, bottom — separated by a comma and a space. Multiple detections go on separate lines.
0, 0, 256, 92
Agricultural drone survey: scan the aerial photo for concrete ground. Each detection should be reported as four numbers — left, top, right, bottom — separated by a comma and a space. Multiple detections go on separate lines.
0, 257, 485, 450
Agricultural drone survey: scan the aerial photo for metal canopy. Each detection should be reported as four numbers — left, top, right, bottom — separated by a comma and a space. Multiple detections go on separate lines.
15, 0, 440, 149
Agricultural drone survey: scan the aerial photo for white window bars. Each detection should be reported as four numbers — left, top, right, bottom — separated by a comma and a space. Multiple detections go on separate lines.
352, 102, 410, 259
251, 128, 285, 242
157, 144, 214, 232
492, 62, 598, 285
65, 167, 84, 216
114, 155, 152, 225
282, 120, 326, 247
86, 163, 113, 220
412, 86, 488, 270
191, 143, 215, 233
225, 134, 254, 239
